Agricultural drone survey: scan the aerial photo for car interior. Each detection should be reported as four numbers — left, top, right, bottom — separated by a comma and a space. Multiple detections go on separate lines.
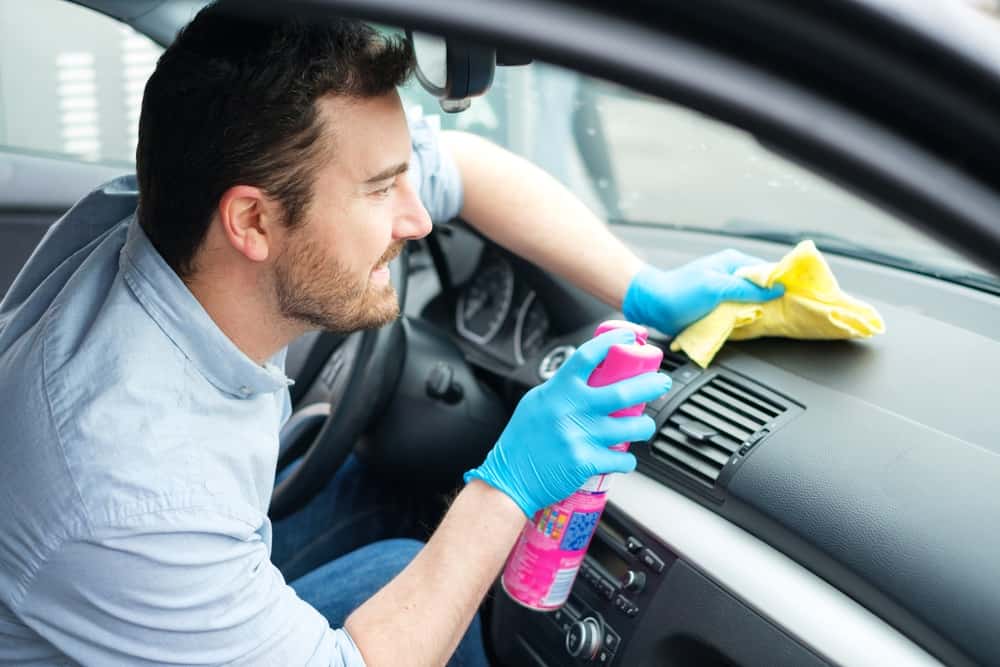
2, 1, 999, 666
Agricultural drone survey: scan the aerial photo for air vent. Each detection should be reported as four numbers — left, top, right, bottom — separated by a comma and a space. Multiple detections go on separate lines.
648, 373, 791, 488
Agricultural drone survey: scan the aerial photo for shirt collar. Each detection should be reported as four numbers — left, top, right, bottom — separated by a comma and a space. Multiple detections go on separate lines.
120, 216, 292, 398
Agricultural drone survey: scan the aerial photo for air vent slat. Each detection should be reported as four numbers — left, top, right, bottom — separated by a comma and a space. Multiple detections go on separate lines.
676, 404, 752, 442
659, 427, 731, 467
711, 378, 783, 417
710, 433, 741, 453
700, 385, 774, 424
688, 392, 766, 431
651, 438, 722, 483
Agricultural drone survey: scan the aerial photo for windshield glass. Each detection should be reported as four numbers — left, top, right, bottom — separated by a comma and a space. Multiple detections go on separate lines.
401, 60, 996, 283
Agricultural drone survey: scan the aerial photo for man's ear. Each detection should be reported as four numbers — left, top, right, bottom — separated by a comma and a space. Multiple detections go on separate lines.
216, 185, 279, 263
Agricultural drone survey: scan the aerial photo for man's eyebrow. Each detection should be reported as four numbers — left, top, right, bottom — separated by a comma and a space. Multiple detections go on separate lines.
363, 162, 409, 185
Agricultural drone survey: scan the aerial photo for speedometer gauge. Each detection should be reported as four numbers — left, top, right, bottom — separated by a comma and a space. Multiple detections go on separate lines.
514, 292, 551, 365
456, 256, 515, 344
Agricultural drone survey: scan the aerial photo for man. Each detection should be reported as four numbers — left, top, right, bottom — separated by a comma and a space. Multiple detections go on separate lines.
0, 4, 783, 666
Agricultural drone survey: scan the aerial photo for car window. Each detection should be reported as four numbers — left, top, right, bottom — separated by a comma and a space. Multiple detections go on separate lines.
401, 60, 993, 281
0, 0, 163, 165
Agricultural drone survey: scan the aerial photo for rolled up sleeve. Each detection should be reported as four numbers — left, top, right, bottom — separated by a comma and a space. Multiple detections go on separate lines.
12, 509, 366, 666
407, 109, 464, 223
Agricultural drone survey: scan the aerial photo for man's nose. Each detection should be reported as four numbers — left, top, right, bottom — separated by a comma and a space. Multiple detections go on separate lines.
394, 176, 433, 241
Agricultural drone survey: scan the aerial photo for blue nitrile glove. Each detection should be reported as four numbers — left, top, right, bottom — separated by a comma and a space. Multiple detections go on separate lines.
622, 249, 786, 336
464, 328, 671, 517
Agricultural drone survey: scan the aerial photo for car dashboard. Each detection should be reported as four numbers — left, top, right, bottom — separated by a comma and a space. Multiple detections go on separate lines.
412, 222, 1000, 667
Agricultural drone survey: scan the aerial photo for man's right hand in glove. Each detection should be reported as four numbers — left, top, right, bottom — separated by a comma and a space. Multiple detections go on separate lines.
464, 327, 672, 517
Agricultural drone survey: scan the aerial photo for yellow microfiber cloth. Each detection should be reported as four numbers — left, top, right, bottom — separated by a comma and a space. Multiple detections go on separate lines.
671, 240, 885, 367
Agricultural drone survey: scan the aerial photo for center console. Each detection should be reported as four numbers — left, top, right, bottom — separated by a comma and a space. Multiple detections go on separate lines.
490, 505, 675, 666
490, 500, 833, 667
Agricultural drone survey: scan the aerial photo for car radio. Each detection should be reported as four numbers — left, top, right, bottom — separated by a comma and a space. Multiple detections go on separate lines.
491, 505, 676, 666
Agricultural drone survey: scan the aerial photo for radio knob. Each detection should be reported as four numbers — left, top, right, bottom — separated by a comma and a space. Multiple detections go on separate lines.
565, 616, 602, 661
622, 570, 647, 593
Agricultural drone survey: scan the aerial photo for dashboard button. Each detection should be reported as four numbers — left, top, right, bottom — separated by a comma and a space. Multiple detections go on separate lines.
639, 548, 665, 573
599, 580, 616, 600
673, 366, 702, 384
604, 630, 620, 651
648, 392, 671, 413
626, 537, 644, 554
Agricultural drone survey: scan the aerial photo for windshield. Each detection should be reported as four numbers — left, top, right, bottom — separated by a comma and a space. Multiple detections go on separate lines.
400, 60, 996, 284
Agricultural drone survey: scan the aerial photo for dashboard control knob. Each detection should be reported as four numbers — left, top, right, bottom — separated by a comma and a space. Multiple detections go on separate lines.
621, 570, 646, 593
425, 362, 463, 403
566, 616, 603, 660
539, 345, 576, 380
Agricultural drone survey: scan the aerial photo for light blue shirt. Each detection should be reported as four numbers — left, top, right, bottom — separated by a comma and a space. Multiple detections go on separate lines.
0, 115, 461, 666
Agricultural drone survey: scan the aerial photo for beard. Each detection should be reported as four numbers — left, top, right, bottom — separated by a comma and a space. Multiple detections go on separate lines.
273, 236, 405, 334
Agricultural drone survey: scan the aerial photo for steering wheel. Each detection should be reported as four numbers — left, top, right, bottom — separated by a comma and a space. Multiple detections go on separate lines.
268, 249, 410, 521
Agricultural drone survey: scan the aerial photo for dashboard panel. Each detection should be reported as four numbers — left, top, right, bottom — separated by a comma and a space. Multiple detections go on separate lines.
453, 249, 554, 367
421, 232, 610, 379
491, 503, 834, 667
421, 223, 999, 667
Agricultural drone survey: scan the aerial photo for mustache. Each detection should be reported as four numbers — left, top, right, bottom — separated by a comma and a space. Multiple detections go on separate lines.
378, 241, 406, 267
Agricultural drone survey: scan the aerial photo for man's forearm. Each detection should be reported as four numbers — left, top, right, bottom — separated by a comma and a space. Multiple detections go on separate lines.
442, 131, 644, 310
344, 480, 525, 666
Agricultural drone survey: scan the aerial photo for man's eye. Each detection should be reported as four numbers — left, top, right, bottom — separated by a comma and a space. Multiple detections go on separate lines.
372, 182, 395, 198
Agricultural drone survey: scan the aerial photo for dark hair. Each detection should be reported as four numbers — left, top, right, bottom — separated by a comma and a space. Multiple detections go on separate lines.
136, 2, 414, 278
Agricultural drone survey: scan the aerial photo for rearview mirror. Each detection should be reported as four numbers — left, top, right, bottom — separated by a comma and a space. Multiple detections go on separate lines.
407, 30, 496, 112
411, 32, 448, 91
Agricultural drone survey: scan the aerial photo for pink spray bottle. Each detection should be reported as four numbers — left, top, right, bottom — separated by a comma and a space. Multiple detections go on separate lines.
501, 320, 663, 610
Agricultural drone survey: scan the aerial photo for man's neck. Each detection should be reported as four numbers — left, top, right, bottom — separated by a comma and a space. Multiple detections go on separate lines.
184, 266, 305, 366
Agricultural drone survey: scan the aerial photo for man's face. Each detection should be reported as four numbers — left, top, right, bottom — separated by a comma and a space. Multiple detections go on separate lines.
272, 90, 432, 333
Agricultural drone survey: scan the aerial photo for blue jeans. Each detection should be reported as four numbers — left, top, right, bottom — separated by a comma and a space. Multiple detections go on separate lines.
271, 454, 490, 666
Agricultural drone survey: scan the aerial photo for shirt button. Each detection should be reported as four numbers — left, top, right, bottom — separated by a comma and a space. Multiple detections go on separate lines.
239, 385, 251, 397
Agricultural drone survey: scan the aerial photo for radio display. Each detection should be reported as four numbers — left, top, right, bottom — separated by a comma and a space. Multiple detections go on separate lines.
586, 533, 629, 581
